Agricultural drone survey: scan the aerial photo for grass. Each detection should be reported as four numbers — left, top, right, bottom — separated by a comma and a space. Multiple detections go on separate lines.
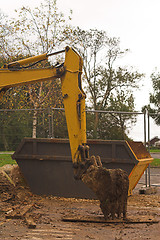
150, 158, 160, 167
0, 154, 16, 167
150, 148, 160, 153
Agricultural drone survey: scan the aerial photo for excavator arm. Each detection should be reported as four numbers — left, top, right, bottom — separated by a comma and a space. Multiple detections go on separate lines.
0, 46, 89, 176
0, 50, 65, 99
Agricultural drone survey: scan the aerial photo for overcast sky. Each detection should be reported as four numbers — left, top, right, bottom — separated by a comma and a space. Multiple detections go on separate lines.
1, 0, 160, 140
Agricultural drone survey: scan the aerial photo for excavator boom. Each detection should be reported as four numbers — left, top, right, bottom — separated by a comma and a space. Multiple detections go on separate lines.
0, 46, 87, 167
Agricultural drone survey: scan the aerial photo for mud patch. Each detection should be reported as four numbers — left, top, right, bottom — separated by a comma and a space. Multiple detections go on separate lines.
0, 165, 35, 225
0, 165, 31, 202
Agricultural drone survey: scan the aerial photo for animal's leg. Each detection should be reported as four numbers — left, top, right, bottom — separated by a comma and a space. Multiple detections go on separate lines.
123, 199, 127, 219
110, 202, 116, 219
100, 201, 110, 219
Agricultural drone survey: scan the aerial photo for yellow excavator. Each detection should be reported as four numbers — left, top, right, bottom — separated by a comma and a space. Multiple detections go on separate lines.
0, 46, 88, 173
0, 46, 153, 220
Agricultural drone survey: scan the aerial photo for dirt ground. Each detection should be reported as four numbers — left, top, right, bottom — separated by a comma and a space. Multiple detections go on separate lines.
0, 165, 160, 240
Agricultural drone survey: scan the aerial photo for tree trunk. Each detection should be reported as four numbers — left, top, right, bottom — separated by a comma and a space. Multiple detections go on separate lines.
93, 112, 99, 139
32, 109, 38, 138
2, 131, 9, 151
119, 114, 125, 140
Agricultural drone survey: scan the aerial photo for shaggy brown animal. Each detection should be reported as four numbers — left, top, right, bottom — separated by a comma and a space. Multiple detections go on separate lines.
78, 156, 129, 219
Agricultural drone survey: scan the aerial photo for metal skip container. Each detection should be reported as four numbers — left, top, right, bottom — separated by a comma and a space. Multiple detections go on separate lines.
12, 138, 153, 198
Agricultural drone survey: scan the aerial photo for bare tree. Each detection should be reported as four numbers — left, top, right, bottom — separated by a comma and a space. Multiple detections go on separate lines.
64, 27, 144, 138
0, 0, 72, 138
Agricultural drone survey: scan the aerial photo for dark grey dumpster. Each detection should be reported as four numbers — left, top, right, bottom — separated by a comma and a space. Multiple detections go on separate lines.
12, 137, 152, 198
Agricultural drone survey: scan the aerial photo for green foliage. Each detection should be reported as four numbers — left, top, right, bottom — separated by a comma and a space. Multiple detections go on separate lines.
63, 27, 143, 139
64, 27, 143, 108
0, 108, 69, 151
86, 111, 132, 140
146, 71, 160, 125
150, 158, 160, 167
0, 154, 16, 167
1, 0, 72, 57
0, 0, 70, 139
150, 148, 160, 152
0, 110, 32, 150
52, 111, 68, 138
